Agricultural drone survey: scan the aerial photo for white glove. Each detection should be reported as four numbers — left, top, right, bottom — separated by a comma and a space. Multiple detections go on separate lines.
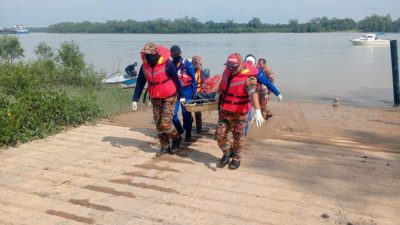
278, 94, 283, 102
251, 109, 265, 127
179, 97, 186, 103
131, 101, 138, 111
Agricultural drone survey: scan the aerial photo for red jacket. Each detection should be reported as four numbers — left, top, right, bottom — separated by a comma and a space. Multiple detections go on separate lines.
141, 45, 177, 98
219, 65, 258, 113
177, 59, 193, 87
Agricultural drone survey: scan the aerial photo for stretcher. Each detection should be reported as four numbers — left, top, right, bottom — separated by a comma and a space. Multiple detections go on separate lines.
183, 93, 218, 112
183, 74, 222, 112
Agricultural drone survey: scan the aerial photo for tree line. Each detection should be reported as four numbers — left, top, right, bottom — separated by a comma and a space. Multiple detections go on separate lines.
38, 14, 400, 33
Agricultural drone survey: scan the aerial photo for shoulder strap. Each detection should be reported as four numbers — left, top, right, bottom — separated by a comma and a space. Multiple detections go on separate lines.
222, 72, 237, 96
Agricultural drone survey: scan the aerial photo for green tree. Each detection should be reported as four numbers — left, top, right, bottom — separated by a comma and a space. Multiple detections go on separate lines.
288, 19, 300, 32
41, 15, 398, 33
34, 42, 54, 61
57, 40, 85, 71
392, 18, 400, 32
358, 14, 393, 32
0, 35, 24, 63
247, 17, 262, 29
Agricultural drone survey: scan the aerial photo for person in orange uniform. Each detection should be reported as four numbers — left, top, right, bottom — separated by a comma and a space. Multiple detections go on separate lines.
191, 55, 207, 133
215, 53, 265, 170
131, 43, 183, 157
257, 58, 276, 119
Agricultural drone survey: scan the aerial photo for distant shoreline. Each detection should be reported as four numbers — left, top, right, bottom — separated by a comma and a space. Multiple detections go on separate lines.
26, 15, 400, 34
27, 30, 364, 34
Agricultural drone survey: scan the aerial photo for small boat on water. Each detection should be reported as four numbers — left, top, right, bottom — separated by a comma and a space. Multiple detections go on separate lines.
0, 24, 29, 34
102, 63, 138, 88
11, 24, 29, 33
351, 33, 389, 45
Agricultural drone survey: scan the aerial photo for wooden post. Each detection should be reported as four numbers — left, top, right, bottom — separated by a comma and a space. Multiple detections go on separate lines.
390, 40, 400, 107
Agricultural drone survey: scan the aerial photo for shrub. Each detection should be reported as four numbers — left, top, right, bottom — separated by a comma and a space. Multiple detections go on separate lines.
57, 40, 85, 72
0, 39, 121, 148
0, 63, 41, 95
0, 35, 24, 63
0, 88, 102, 147
34, 42, 54, 61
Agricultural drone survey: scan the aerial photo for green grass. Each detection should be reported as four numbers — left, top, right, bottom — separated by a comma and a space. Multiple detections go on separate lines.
60, 85, 133, 117
95, 86, 133, 116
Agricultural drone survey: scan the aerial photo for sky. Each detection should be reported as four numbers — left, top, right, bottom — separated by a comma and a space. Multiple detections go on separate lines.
1, 0, 399, 27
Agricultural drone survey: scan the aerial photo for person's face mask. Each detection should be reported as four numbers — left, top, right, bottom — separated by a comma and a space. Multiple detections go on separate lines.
145, 53, 160, 67
226, 64, 236, 71
172, 55, 181, 64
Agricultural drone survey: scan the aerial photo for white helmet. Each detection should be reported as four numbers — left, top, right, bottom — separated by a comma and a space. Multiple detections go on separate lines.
244, 54, 256, 66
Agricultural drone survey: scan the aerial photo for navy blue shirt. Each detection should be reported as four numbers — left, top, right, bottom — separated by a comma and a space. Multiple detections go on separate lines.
132, 60, 183, 102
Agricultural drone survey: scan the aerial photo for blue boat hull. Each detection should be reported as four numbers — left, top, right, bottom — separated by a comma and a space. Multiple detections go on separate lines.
122, 78, 137, 86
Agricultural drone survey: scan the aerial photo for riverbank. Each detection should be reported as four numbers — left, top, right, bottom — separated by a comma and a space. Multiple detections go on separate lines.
1, 100, 399, 224
103, 100, 400, 154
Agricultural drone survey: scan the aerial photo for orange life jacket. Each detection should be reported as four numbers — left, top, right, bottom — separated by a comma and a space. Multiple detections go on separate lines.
177, 59, 193, 87
204, 74, 222, 93
219, 65, 258, 113
141, 45, 176, 99
195, 68, 203, 93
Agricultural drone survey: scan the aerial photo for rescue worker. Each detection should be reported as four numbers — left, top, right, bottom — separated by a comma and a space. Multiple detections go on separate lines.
192, 55, 206, 133
215, 53, 265, 170
125, 62, 138, 77
131, 43, 183, 157
247, 55, 282, 112
170, 45, 197, 142
257, 58, 277, 119
243, 54, 282, 135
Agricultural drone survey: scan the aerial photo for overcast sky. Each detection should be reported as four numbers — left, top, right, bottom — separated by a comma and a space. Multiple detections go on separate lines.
1, 0, 399, 27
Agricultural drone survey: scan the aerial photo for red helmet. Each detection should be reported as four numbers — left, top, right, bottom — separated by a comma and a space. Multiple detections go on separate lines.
225, 53, 243, 70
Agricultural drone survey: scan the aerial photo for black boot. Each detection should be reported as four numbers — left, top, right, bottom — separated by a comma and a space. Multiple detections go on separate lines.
218, 154, 231, 168
228, 160, 241, 170
170, 136, 182, 154
196, 127, 202, 134
184, 132, 193, 142
156, 146, 170, 157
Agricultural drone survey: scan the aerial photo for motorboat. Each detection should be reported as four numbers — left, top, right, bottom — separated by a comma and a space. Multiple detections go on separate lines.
102, 72, 137, 87
351, 33, 389, 45
11, 24, 29, 34
102, 63, 137, 88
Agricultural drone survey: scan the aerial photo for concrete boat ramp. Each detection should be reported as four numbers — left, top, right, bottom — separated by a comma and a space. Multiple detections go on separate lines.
0, 102, 399, 225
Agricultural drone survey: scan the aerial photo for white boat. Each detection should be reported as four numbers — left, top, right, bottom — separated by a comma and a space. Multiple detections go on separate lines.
102, 71, 137, 87
11, 24, 29, 34
102, 64, 138, 88
351, 33, 389, 45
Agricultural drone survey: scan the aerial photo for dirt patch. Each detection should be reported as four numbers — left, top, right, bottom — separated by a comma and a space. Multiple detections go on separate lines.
69, 199, 114, 212
108, 178, 132, 184
134, 163, 181, 173
83, 185, 135, 198
109, 179, 179, 194
46, 210, 95, 224
123, 171, 164, 180
128, 182, 179, 194
152, 155, 195, 165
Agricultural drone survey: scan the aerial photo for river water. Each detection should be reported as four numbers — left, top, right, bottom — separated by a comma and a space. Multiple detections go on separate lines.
17, 32, 400, 107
